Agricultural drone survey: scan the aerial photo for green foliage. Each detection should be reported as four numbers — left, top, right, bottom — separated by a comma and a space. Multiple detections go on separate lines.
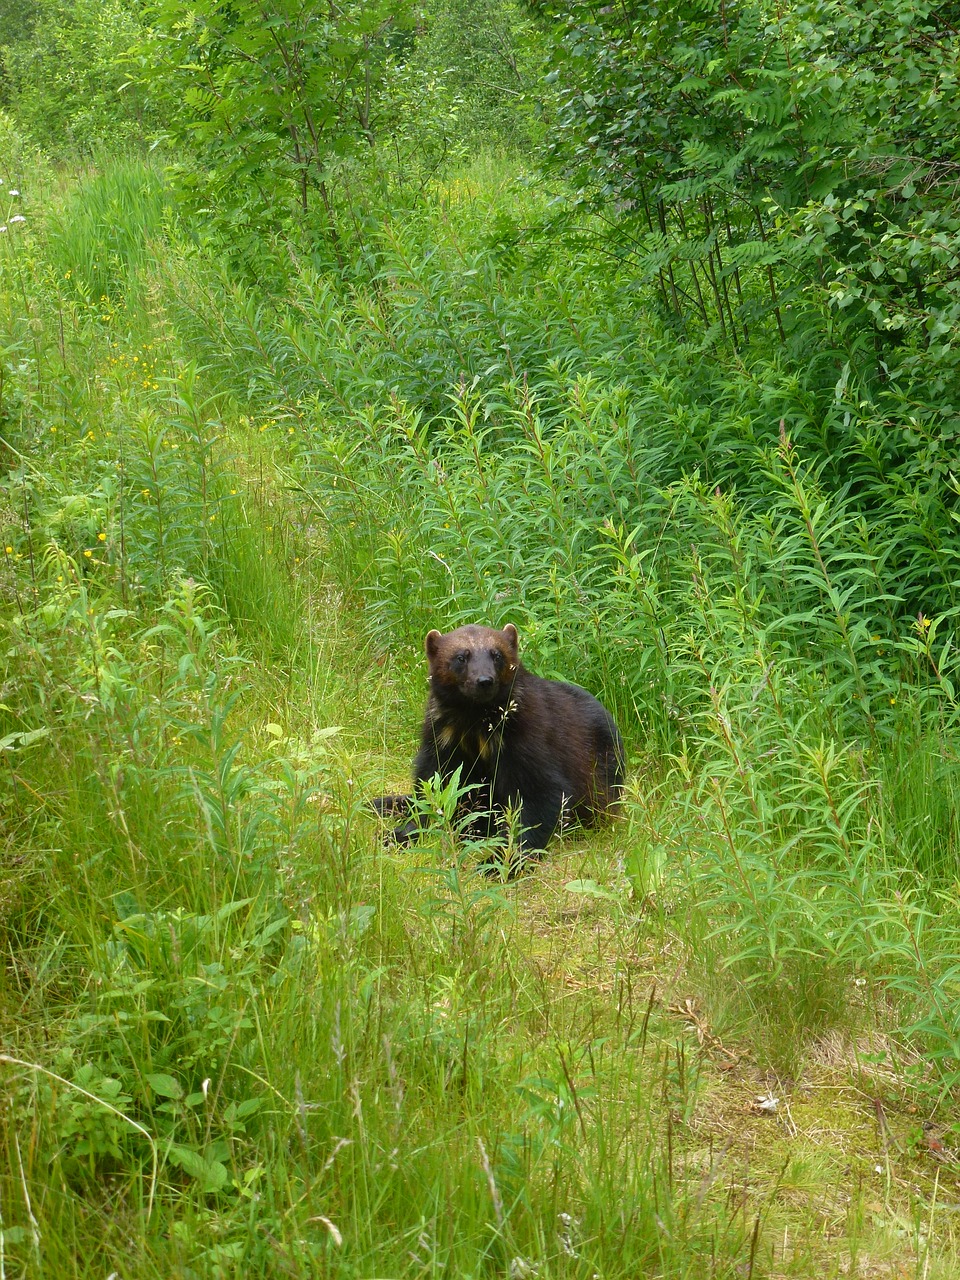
542, 0, 819, 343
541, 0, 960, 442
1, 0, 159, 152
0, 0, 38, 53
150, 219, 960, 664
400, 0, 545, 152
141, 0, 415, 259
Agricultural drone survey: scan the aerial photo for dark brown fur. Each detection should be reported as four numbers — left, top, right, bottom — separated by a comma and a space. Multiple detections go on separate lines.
381, 623, 624, 856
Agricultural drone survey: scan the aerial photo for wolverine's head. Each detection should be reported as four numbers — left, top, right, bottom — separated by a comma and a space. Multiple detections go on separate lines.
425, 623, 520, 706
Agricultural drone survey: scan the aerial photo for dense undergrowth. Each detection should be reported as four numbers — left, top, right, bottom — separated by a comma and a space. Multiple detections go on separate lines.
2, 140, 960, 1278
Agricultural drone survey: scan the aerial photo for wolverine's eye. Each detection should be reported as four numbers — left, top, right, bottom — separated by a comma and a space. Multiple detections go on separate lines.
453, 651, 470, 667
490, 649, 504, 668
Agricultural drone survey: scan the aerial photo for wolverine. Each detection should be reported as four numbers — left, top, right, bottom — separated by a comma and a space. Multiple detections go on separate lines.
376, 623, 624, 856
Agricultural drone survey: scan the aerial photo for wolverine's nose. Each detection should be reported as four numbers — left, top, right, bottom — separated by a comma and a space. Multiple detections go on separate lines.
476, 675, 494, 690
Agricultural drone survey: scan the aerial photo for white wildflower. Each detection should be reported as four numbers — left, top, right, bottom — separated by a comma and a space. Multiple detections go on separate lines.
508, 1259, 538, 1279
8, 189, 19, 197
9, 214, 24, 224
558, 1212, 579, 1257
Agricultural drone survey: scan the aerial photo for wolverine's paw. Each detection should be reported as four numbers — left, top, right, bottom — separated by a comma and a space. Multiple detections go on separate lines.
369, 795, 419, 846
392, 819, 419, 846
369, 794, 413, 819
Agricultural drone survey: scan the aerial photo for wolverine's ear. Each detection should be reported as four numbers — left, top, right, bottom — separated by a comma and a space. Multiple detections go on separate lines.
425, 629, 443, 660
502, 623, 519, 653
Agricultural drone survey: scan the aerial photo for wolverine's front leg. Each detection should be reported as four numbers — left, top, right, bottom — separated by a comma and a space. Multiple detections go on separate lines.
517, 795, 564, 856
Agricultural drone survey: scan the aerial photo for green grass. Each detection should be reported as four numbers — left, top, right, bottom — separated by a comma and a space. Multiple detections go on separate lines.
2, 149, 960, 1280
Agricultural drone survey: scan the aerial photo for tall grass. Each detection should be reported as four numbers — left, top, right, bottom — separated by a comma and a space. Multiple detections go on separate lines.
2, 146, 960, 1277
44, 156, 171, 307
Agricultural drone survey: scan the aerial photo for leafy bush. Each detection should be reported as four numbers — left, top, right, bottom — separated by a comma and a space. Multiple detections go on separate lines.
137, 0, 415, 264
397, 0, 545, 153
1, 0, 159, 152
541, 0, 960, 488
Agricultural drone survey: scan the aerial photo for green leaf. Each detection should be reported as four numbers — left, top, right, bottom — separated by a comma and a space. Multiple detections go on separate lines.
0, 727, 51, 752
564, 879, 620, 902
145, 1073, 183, 1099
168, 1144, 230, 1192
